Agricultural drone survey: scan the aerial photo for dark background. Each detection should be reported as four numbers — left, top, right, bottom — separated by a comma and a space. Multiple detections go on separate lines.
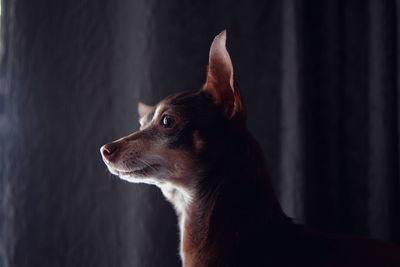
1, 0, 400, 266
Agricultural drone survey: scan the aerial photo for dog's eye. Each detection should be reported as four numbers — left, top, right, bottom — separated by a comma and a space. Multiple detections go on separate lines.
161, 115, 175, 128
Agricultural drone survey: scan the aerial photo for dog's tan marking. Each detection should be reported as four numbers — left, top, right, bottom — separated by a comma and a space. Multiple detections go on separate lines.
193, 131, 204, 154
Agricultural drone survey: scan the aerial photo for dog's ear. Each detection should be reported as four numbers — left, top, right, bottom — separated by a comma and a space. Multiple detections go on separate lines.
138, 102, 154, 118
202, 30, 244, 119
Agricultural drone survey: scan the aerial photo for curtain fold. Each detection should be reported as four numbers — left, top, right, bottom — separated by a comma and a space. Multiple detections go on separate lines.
280, 0, 303, 221
368, 0, 397, 241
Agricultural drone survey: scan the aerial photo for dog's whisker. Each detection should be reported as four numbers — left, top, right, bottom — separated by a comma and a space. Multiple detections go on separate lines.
137, 158, 158, 172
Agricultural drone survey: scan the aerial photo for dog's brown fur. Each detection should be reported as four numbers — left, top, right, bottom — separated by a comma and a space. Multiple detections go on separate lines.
101, 31, 400, 266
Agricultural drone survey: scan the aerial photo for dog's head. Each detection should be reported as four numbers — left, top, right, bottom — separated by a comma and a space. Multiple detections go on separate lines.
100, 30, 246, 188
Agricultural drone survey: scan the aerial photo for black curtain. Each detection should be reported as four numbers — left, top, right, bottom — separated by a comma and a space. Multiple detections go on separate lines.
1, 0, 399, 266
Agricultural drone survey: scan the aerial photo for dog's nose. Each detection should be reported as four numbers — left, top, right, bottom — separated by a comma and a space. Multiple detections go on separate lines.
101, 143, 118, 161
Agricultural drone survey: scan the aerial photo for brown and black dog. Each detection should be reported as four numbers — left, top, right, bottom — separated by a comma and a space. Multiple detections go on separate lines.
100, 31, 400, 266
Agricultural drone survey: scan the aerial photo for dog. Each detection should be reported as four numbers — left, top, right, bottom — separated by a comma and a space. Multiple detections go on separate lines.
100, 30, 400, 266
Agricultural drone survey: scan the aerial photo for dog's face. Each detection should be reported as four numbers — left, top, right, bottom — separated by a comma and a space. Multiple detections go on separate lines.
100, 30, 245, 188
101, 91, 217, 186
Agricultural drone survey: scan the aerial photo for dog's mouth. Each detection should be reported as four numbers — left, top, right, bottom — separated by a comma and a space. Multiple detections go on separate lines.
113, 164, 160, 177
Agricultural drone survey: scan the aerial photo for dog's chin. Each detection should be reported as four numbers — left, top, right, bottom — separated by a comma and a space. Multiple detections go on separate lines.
107, 164, 165, 185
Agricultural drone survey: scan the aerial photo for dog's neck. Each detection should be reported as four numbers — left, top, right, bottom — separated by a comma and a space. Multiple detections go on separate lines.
160, 130, 288, 266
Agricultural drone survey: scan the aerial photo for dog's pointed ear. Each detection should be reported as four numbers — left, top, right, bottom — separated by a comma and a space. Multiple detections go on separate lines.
202, 30, 245, 119
138, 102, 154, 118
